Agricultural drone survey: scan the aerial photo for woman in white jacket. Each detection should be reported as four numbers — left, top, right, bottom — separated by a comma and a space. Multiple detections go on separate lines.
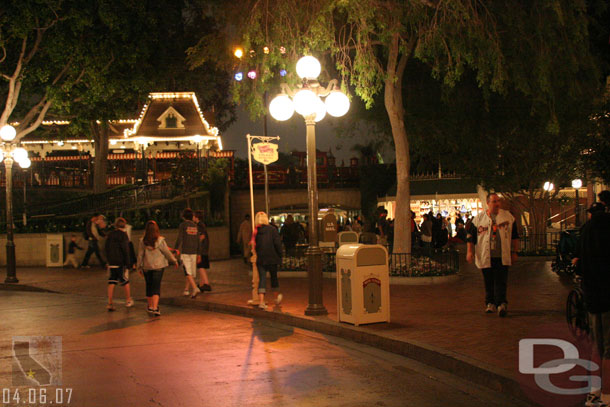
137, 220, 177, 316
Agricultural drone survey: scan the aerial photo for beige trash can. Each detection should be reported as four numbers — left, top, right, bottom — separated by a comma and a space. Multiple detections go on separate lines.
338, 231, 359, 246
336, 244, 390, 326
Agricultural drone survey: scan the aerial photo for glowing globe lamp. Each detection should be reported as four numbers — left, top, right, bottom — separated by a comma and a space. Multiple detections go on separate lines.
313, 97, 326, 122
293, 89, 318, 116
0, 125, 16, 141
19, 157, 31, 169
234, 72, 243, 81
269, 94, 295, 121
12, 147, 27, 163
296, 56, 321, 80
325, 91, 350, 117
247, 70, 257, 80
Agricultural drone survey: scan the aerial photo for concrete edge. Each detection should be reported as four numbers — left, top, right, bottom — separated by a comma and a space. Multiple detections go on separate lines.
161, 296, 534, 403
257, 271, 462, 285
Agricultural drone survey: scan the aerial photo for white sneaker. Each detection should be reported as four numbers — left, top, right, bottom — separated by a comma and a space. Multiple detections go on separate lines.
258, 303, 268, 311
247, 299, 259, 306
183, 290, 190, 297
191, 288, 201, 298
275, 294, 283, 305
497, 303, 507, 317
485, 303, 496, 313
125, 298, 134, 308
585, 393, 608, 407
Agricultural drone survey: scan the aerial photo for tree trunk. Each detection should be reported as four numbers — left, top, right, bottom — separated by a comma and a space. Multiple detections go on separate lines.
91, 122, 109, 194
385, 34, 412, 253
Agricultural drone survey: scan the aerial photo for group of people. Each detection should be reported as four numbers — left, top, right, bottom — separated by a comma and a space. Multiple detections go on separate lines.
66, 209, 213, 317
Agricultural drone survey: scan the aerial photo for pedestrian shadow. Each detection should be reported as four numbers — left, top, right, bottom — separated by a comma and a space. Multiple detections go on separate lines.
81, 312, 154, 335
501, 309, 563, 318
251, 319, 294, 343
281, 364, 331, 392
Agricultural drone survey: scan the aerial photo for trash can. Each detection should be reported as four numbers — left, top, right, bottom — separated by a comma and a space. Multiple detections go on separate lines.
338, 231, 359, 246
46, 234, 64, 267
336, 244, 390, 326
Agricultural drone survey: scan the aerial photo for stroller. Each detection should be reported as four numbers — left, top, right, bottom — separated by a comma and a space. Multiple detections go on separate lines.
551, 228, 580, 275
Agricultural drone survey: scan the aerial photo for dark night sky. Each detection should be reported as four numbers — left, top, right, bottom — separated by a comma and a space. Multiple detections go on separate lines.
221, 107, 377, 164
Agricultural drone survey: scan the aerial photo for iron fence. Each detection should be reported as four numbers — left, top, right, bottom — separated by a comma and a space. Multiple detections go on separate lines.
281, 245, 459, 277
518, 232, 562, 254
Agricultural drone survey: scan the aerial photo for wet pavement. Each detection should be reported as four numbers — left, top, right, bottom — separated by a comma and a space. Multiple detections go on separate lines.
0, 291, 527, 407
0, 253, 574, 405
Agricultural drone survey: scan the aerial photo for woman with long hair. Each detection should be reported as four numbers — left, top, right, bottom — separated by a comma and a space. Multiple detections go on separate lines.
251, 212, 283, 310
137, 220, 177, 316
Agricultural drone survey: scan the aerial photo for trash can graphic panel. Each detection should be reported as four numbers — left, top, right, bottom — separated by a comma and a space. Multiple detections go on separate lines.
46, 234, 64, 267
336, 244, 390, 326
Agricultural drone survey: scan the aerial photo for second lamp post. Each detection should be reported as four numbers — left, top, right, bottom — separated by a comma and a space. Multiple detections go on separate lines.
269, 55, 350, 316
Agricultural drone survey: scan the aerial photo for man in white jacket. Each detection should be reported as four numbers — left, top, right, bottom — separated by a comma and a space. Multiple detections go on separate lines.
466, 193, 519, 317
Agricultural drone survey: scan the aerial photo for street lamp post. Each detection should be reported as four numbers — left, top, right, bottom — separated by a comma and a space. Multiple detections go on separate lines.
269, 55, 350, 316
1, 125, 31, 283
572, 179, 582, 227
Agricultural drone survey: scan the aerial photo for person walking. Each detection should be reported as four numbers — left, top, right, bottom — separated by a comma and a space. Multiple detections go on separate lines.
80, 213, 107, 268
63, 234, 83, 268
104, 217, 134, 311
280, 215, 300, 257
574, 192, 610, 407
137, 220, 177, 317
237, 214, 252, 264
420, 214, 433, 248
466, 193, 519, 317
194, 210, 212, 292
252, 211, 283, 310
175, 208, 201, 298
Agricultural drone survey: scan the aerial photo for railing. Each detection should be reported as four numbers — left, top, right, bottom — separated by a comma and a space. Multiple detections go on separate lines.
281, 245, 459, 277
27, 180, 175, 218
518, 232, 563, 254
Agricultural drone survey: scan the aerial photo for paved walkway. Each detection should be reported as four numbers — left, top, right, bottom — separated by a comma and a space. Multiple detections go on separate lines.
1, 253, 573, 404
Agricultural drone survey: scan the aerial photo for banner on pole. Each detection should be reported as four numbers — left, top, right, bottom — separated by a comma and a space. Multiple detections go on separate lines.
252, 142, 279, 165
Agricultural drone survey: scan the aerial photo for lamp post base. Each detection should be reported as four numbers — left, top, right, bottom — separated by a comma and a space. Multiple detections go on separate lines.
4, 276, 19, 284
304, 246, 327, 316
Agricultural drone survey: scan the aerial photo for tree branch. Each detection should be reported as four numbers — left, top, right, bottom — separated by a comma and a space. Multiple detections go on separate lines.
15, 100, 52, 142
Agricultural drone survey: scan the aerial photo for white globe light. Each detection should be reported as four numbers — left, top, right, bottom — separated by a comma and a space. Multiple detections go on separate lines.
12, 147, 28, 163
325, 91, 350, 117
269, 94, 295, 121
313, 97, 326, 122
571, 179, 582, 189
19, 157, 31, 169
543, 181, 554, 192
293, 89, 318, 116
0, 125, 16, 141
296, 56, 321, 79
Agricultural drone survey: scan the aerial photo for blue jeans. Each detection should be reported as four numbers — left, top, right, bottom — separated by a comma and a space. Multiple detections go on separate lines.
257, 263, 279, 294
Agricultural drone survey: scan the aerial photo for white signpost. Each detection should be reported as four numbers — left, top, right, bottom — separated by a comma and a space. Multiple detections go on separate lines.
246, 134, 280, 305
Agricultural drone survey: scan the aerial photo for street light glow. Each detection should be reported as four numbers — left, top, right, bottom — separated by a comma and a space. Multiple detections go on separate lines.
269, 94, 295, 121
12, 147, 28, 163
0, 125, 16, 141
293, 89, 318, 116
19, 157, 31, 168
234, 48, 243, 59
571, 179, 582, 189
313, 97, 326, 122
543, 181, 554, 191
296, 56, 321, 80
325, 91, 350, 117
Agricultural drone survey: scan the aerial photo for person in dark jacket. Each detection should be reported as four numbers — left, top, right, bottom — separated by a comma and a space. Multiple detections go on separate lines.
175, 208, 201, 298
104, 217, 134, 311
574, 195, 610, 406
253, 211, 283, 310
194, 210, 212, 292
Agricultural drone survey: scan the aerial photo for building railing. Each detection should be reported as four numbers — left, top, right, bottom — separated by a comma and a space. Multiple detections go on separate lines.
281, 245, 459, 277
518, 232, 563, 254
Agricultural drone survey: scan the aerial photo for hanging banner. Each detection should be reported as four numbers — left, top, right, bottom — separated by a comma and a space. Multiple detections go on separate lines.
252, 142, 279, 165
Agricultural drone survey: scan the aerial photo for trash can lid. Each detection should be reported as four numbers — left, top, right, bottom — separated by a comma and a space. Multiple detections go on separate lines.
336, 244, 388, 266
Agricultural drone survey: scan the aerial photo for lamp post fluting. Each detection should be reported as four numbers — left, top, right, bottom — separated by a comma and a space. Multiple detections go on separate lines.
572, 179, 582, 227
1, 124, 31, 283
269, 56, 350, 316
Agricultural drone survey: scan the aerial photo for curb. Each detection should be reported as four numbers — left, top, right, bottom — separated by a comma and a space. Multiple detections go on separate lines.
161, 296, 534, 404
